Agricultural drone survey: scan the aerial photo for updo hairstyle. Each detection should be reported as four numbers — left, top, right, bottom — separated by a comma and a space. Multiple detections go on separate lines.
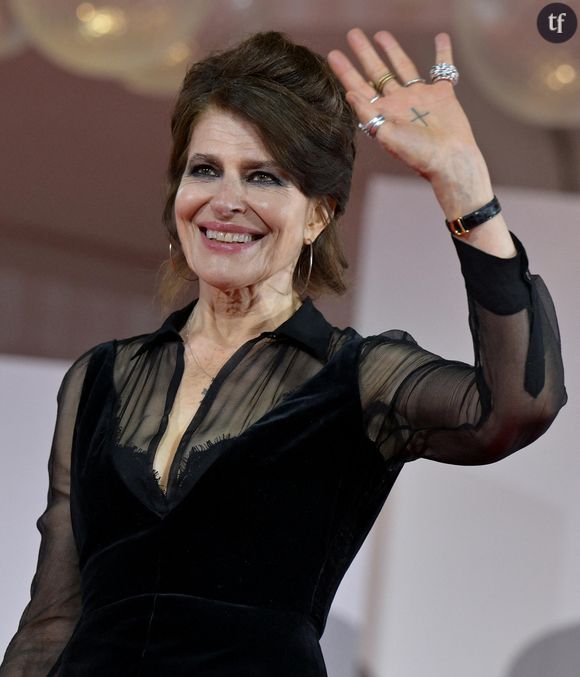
158, 31, 357, 307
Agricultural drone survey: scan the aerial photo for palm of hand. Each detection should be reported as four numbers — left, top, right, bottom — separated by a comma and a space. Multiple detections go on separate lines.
328, 30, 481, 182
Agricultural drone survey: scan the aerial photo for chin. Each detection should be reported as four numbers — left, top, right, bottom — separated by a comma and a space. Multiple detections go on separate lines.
199, 274, 255, 293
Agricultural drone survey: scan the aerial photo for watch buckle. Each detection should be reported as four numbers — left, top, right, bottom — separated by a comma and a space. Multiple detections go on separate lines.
448, 217, 470, 237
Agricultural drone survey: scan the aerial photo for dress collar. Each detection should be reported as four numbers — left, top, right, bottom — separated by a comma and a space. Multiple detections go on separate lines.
130, 297, 334, 363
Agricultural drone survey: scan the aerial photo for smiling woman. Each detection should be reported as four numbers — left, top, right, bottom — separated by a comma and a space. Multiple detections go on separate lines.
173, 109, 327, 298
0, 29, 567, 677
159, 31, 356, 308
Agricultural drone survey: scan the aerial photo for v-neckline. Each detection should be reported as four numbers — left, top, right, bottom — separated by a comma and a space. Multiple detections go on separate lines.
154, 297, 308, 499
152, 335, 263, 498
110, 295, 338, 519
113, 329, 280, 520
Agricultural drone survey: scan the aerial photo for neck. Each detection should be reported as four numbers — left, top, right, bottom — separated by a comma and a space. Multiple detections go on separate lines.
184, 282, 303, 349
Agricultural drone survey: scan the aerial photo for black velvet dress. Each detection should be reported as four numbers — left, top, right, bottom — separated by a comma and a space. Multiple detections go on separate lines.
0, 233, 567, 676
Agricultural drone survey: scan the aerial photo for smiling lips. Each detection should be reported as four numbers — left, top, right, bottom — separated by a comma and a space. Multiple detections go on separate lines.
205, 229, 257, 243
198, 222, 265, 247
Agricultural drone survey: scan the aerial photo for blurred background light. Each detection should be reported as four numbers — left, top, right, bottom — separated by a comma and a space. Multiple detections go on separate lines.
5, 0, 271, 95
0, 0, 26, 60
8, 0, 211, 80
454, 0, 580, 128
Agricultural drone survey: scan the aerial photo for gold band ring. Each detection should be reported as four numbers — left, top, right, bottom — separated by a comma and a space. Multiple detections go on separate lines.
374, 71, 397, 92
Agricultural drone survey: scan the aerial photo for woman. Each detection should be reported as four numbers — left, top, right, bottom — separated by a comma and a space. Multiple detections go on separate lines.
1, 29, 566, 676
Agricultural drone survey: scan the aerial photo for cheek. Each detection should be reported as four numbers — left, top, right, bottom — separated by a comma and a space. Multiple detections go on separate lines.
252, 194, 310, 236
175, 185, 205, 222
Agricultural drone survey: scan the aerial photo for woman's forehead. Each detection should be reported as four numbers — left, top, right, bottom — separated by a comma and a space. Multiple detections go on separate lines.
188, 108, 270, 156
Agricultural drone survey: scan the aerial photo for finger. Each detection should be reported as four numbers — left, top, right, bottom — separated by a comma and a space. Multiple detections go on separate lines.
373, 31, 421, 83
327, 49, 377, 100
346, 90, 390, 136
346, 28, 399, 93
433, 32, 456, 88
435, 32, 453, 65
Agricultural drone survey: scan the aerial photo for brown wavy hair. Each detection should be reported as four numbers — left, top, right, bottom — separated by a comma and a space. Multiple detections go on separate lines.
156, 31, 357, 310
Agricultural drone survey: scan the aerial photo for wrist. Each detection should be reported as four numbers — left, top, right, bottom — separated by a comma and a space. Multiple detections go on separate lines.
446, 194, 501, 237
430, 152, 494, 221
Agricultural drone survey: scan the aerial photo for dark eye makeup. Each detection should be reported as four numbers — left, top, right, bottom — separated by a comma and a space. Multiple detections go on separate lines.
247, 171, 283, 185
186, 161, 285, 187
188, 164, 218, 178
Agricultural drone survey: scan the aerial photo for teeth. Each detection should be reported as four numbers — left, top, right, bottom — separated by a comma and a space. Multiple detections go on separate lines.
205, 229, 257, 243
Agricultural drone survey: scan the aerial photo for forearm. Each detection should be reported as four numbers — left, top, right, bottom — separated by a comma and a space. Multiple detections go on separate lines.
0, 617, 77, 676
408, 234, 566, 464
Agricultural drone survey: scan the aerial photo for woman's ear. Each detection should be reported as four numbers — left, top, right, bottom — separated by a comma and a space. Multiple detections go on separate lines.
318, 197, 337, 227
306, 197, 337, 243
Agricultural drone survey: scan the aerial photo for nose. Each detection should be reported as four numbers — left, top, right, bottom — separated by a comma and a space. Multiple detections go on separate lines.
210, 176, 247, 218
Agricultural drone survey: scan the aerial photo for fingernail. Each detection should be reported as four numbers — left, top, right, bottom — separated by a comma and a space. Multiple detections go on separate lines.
376, 30, 394, 43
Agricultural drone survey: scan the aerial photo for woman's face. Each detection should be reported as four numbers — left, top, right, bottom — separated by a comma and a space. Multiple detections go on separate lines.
174, 107, 326, 296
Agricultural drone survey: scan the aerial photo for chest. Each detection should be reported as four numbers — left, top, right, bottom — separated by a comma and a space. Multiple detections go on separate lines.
110, 335, 341, 505
151, 347, 233, 492
71, 334, 374, 536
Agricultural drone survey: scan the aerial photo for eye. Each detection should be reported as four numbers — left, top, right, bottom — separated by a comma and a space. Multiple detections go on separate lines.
247, 171, 282, 185
188, 164, 218, 178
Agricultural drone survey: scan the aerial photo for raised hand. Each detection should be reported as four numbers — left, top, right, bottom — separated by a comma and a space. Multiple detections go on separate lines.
328, 29, 482, 183
328, 28, 516, 258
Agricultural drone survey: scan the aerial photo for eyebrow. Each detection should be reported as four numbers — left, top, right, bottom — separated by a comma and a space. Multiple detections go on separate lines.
186, 153, 284, 172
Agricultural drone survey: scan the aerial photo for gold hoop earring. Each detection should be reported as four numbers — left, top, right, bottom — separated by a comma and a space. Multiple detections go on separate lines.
169, 243, 198, 283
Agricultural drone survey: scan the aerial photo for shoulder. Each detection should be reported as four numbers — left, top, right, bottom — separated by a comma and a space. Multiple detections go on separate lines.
361, 328, 418, 346
67, 322, 162, 373
58, 340, 115, 401
61, 340, 111, 381
324, 318, 421, 363
355, 330, 432, 380
65, 328, 158, 388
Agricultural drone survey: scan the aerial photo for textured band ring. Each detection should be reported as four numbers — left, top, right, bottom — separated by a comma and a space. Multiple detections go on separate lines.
429, 62, 459, 86
374, 71, 397, 92
403, 77, 426, 87
358, 114, 386, 138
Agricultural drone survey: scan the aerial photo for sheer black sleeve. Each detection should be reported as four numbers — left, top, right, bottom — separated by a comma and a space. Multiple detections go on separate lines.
0, 350, 93, 676
358, 232, 567, 466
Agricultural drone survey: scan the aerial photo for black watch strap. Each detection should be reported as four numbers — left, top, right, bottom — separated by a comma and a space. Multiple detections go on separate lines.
446, 195, 502, 237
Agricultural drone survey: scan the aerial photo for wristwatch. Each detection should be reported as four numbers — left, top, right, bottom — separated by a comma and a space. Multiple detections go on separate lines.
446, 195, 502, 236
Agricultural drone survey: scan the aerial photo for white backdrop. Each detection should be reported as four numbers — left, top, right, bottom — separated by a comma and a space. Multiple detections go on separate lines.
1, 178, 579, 677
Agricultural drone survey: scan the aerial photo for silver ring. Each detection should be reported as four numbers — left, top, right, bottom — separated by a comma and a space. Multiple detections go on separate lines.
369, 94, 381, 104
403, 77, 426, 87
358, 114, 386, 139
429, 62, 459, 86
